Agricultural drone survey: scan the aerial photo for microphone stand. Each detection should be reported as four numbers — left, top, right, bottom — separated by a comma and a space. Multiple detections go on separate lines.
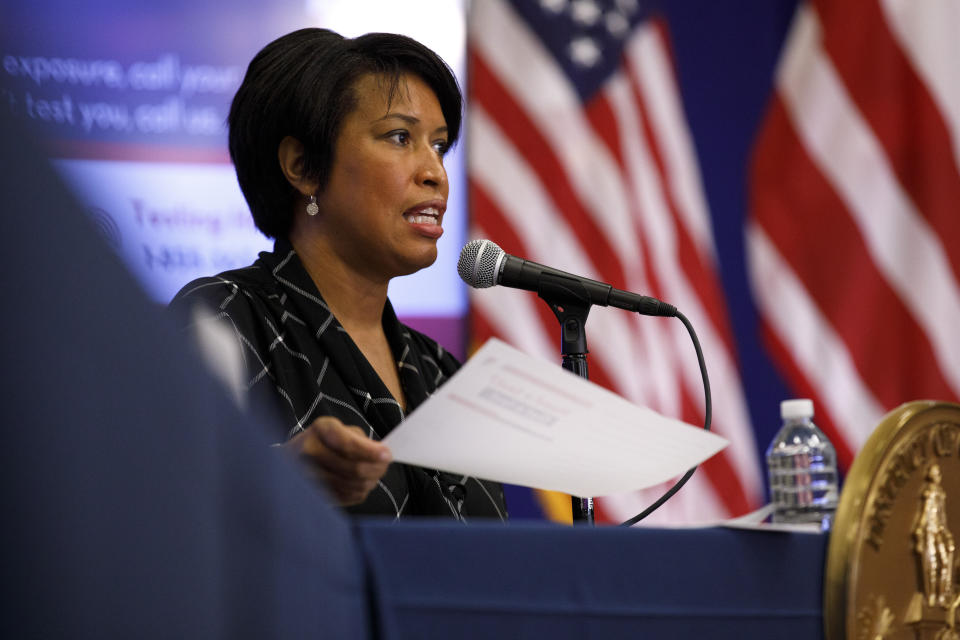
537, 274, 595, 525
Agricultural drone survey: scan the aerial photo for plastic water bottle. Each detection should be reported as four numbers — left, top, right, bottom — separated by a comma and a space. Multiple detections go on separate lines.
765, 399, 839, 529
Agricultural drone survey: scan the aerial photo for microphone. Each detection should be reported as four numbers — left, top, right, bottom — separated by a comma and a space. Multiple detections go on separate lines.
458, 239, 676, 317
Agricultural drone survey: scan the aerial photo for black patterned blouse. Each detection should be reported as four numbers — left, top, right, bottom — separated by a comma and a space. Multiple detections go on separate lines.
170, 238, 507, 521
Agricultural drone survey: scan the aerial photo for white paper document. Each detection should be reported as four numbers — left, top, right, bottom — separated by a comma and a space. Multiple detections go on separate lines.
382, 339, 728, 497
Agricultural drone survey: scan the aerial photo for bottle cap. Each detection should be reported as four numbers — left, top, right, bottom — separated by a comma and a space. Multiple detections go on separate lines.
781, 398, 814, 420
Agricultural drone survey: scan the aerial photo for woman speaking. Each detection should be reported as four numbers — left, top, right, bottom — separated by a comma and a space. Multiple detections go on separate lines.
172, 28, 506, 521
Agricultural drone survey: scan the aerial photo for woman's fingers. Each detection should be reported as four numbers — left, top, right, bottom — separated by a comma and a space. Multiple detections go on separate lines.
288, 416, 392, 506
312, 418, 391, 463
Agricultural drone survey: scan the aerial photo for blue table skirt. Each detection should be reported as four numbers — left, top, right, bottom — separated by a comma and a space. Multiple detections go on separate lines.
356, 520, 827, 640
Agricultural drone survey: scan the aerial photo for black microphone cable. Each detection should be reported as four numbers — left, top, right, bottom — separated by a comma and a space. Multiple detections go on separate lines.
620, 309, 712, 526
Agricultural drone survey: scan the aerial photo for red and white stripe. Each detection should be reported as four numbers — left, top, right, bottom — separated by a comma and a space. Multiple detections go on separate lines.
748, 0, 960, 467
468, 0, 763, 525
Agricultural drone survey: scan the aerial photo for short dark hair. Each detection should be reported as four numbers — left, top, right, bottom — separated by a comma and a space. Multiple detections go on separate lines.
228, 28, 463, 239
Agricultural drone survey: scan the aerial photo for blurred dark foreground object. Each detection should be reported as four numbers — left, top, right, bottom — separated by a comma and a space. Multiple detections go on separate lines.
0, 114, 369, 639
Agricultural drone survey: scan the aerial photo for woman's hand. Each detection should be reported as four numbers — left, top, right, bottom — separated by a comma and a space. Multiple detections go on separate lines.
283, 416, 392, 506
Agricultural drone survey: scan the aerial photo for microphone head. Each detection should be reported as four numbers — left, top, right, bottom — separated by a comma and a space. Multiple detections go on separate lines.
458, 239, 504, 288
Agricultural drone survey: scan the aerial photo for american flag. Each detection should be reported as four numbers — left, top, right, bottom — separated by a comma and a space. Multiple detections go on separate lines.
748, 1, 960, 469
466, 0, 960, 525
466, 0, 762, 524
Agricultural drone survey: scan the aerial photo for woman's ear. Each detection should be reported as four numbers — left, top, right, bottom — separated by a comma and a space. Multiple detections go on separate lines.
277, 136, 318, 196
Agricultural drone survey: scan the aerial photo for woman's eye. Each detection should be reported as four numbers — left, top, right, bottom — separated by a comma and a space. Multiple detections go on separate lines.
386, 131, 410, 145
433, 140, 450, 156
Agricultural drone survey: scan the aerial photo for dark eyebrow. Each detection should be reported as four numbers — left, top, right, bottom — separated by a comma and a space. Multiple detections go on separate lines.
375, 112, 448, 135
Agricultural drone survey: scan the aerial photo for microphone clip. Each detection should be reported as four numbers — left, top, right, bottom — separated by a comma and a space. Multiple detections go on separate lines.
537, 272, 591, 359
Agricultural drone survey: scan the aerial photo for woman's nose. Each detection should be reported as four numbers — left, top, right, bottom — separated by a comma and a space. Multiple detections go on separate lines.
416, 147, 447, 189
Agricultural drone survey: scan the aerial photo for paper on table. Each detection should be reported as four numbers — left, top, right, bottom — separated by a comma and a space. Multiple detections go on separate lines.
382, 338, 728, 497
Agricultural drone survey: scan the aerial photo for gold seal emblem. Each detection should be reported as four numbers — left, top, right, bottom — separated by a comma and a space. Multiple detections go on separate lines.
825, 401, 960, 640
